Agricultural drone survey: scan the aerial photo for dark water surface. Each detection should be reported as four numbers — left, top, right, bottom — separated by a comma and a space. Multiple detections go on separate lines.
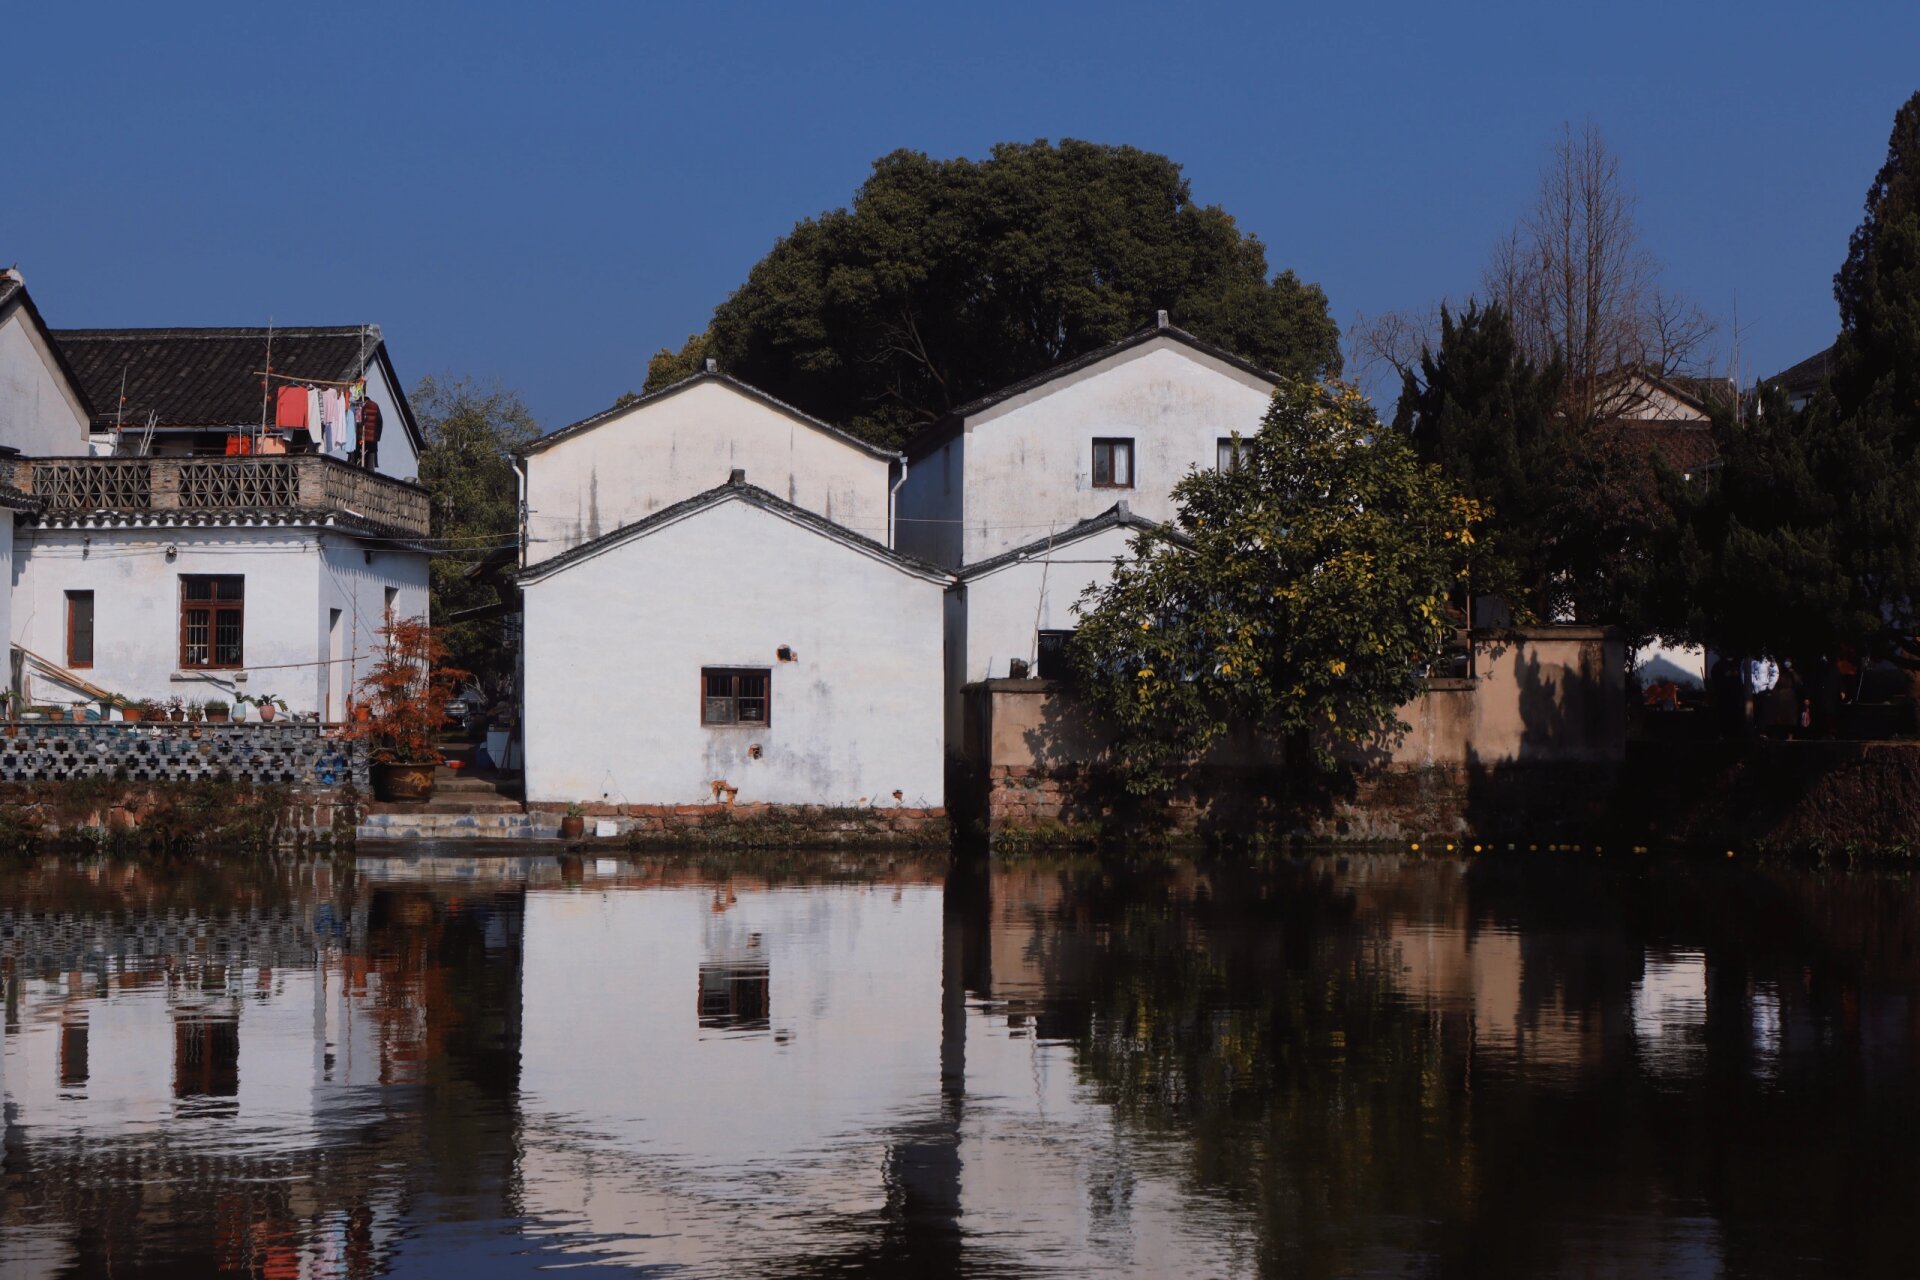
2, 850, 1917, 1277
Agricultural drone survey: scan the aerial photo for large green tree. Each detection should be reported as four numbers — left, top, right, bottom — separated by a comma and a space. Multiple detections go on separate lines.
647, 140, 1342, 446
1671, 92, 1920, 664
413, 376, 541, 695
1393, 301, 1570, 620
1070, 380, 1481, 796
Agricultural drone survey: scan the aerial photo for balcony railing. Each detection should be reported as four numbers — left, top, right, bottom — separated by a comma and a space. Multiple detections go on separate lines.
12, 455, 431, 536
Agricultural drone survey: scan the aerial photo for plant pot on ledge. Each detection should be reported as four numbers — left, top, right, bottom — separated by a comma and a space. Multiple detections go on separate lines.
371, 761, 437, 803
559, 813, 586, 840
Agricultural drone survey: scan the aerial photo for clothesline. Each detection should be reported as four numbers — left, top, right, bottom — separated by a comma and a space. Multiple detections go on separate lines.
251, 370, 362, 388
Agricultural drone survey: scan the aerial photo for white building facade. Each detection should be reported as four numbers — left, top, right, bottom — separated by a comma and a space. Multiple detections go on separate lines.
0, 270, 434, 720
519, 371, 900, 567
518, 478, 949, 809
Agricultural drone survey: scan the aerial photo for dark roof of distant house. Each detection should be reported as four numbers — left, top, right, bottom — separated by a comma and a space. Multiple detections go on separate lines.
515, 475, 951, 585
957, 501, 1185, 580
904, 322, 1283, 462
50, 325, 422, 450
520, 369, 900, 461
1766, 345, 1834, 400
1620, 422, 1720, 476
0, 268, 94, 421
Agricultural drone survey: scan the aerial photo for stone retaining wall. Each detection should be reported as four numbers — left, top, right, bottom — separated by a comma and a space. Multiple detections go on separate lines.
526, 800, 947, 848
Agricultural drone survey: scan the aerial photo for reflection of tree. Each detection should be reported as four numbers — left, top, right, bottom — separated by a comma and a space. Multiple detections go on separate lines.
1031, 855, 1920, 1279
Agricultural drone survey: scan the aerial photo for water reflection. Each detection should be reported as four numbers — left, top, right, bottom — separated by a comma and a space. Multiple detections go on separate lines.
2, 851, 1917, 1276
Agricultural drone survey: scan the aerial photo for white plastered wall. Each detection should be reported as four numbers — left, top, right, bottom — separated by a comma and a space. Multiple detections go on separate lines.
10, 524, 426, 718
0, 308, 90, 458
521, 498, 947, 806
956, 339, 1273, 565
317, 537, 431, 719
945, 522, 1137, 747
524, 380, 894, 565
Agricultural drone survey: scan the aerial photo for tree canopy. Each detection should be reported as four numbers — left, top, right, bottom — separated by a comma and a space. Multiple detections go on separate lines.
646, 140, 1342, 446
413, 376, 541, 695
1070, 380, 1481, 796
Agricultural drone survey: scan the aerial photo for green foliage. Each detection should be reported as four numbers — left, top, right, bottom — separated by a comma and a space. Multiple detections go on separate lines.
1070, 380, 1481, 795
413, 376, 540, 693
1670, 92, 1920, 663
646, 140, 1341, 446
1393, 301, 1569, 620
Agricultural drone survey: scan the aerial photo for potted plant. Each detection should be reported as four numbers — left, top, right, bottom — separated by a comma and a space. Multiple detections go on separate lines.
559, 802, 587, 841
204, 698, 230, 724
121, 699, 147, 723
239, 692, 286, 723
166, 697, 186, 723
185, 700, 204, 724
346, 613, 469, 803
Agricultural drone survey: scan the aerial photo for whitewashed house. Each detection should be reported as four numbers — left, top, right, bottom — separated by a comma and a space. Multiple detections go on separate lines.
517, 365, 902, 566
517, 473, 949, 810
896, 317, 1279, 745
0, 271, 431, 720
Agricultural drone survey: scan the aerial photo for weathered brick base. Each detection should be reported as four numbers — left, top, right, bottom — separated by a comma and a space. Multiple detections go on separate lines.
0, 779, 359, 851
526, 801, 948, 848
978, 760, 1616, 845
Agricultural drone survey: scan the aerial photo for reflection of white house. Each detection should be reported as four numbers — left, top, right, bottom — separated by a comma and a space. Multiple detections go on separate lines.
517, 475, 949, 807
517, 366, 902, 566
0, 268, 431, 719
897, 317, 1278, 754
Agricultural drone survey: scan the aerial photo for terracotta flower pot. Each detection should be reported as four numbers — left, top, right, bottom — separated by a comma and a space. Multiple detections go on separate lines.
170, 710, 185, 723
559, 815, 586, 840
259, 705, 277, 723
371, 761, 437, 802
206, 709, 230, 724
123, 707, 145, 723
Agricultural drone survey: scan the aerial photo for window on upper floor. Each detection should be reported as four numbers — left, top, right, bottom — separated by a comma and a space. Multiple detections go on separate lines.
1217, 436, 1251, 473
1092, 438, 1134, 489
180, 575, 245, 669
702, 667, 770, 726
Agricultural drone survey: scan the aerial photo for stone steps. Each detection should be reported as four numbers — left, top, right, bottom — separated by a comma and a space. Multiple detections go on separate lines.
358, 809, 561, 841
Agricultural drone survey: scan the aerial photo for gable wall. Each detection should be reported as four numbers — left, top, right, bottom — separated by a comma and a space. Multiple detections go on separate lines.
521, 498, 946, 805
524, 381, 893, 565
958, 341, 1272, 565
0, 310, 90, 457
894, 431, 965, 566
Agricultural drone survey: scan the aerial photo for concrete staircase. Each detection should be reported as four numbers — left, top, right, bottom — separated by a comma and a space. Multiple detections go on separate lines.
357, 746, 554, 842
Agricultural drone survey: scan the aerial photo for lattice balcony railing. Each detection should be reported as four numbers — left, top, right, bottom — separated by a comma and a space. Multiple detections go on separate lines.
14, 457, 430, 535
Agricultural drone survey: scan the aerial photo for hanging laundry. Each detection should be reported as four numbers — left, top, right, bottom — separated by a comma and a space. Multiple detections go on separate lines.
306, 386, 324, 447
275, 385, 308, 430
349, 378, 366, 406
321, 388, 348, 453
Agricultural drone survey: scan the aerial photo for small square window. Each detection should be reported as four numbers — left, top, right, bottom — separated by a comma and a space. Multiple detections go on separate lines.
1217, 437, 1250, 473
1092, 438, 1134, 488
1036, 629, 1075, 680
702, 667, 771, 726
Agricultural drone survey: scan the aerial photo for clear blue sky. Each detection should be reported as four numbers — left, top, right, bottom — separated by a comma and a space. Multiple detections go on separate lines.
5, 1, 1915, 427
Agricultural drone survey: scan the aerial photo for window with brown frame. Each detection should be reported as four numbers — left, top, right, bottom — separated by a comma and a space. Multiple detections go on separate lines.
1091, 437, 1134, 488
1217, 436, 1251, 473
180, 575, 245, 669
65, 591, 94, 669
702, 667, 770, 726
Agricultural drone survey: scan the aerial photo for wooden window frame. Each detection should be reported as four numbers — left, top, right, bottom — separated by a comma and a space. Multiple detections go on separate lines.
701, 666, 771, 727
179, 575, 245, 670
65, 590, 95, 669
1091, 437, 1135, 489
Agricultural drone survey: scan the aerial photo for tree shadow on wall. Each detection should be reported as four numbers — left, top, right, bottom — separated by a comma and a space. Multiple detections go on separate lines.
1461, 644, 1621, 842
1019, 687, 1333, 845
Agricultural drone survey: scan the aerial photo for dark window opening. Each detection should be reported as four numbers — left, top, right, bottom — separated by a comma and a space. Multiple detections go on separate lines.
1217, 437, 1250, 472
66, 591, 94, 669
1037, 629, 1075, 680
180, 575, 244, 669
698, 963, 771, 1032
1092, 438, 1134, 488
703, 667, 771, 726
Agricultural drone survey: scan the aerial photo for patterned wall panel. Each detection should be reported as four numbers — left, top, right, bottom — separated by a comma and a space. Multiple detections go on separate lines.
0, 724, 366, 787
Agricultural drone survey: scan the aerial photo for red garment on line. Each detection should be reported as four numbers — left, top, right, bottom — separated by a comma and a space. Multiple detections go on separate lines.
274, 384, 308, 429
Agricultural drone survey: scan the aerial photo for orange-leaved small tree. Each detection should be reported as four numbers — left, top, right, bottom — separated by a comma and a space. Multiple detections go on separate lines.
345, 613, 469, 764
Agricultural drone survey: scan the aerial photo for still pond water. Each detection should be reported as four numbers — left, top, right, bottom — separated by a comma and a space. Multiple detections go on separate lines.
1, 849, 1917, 1277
